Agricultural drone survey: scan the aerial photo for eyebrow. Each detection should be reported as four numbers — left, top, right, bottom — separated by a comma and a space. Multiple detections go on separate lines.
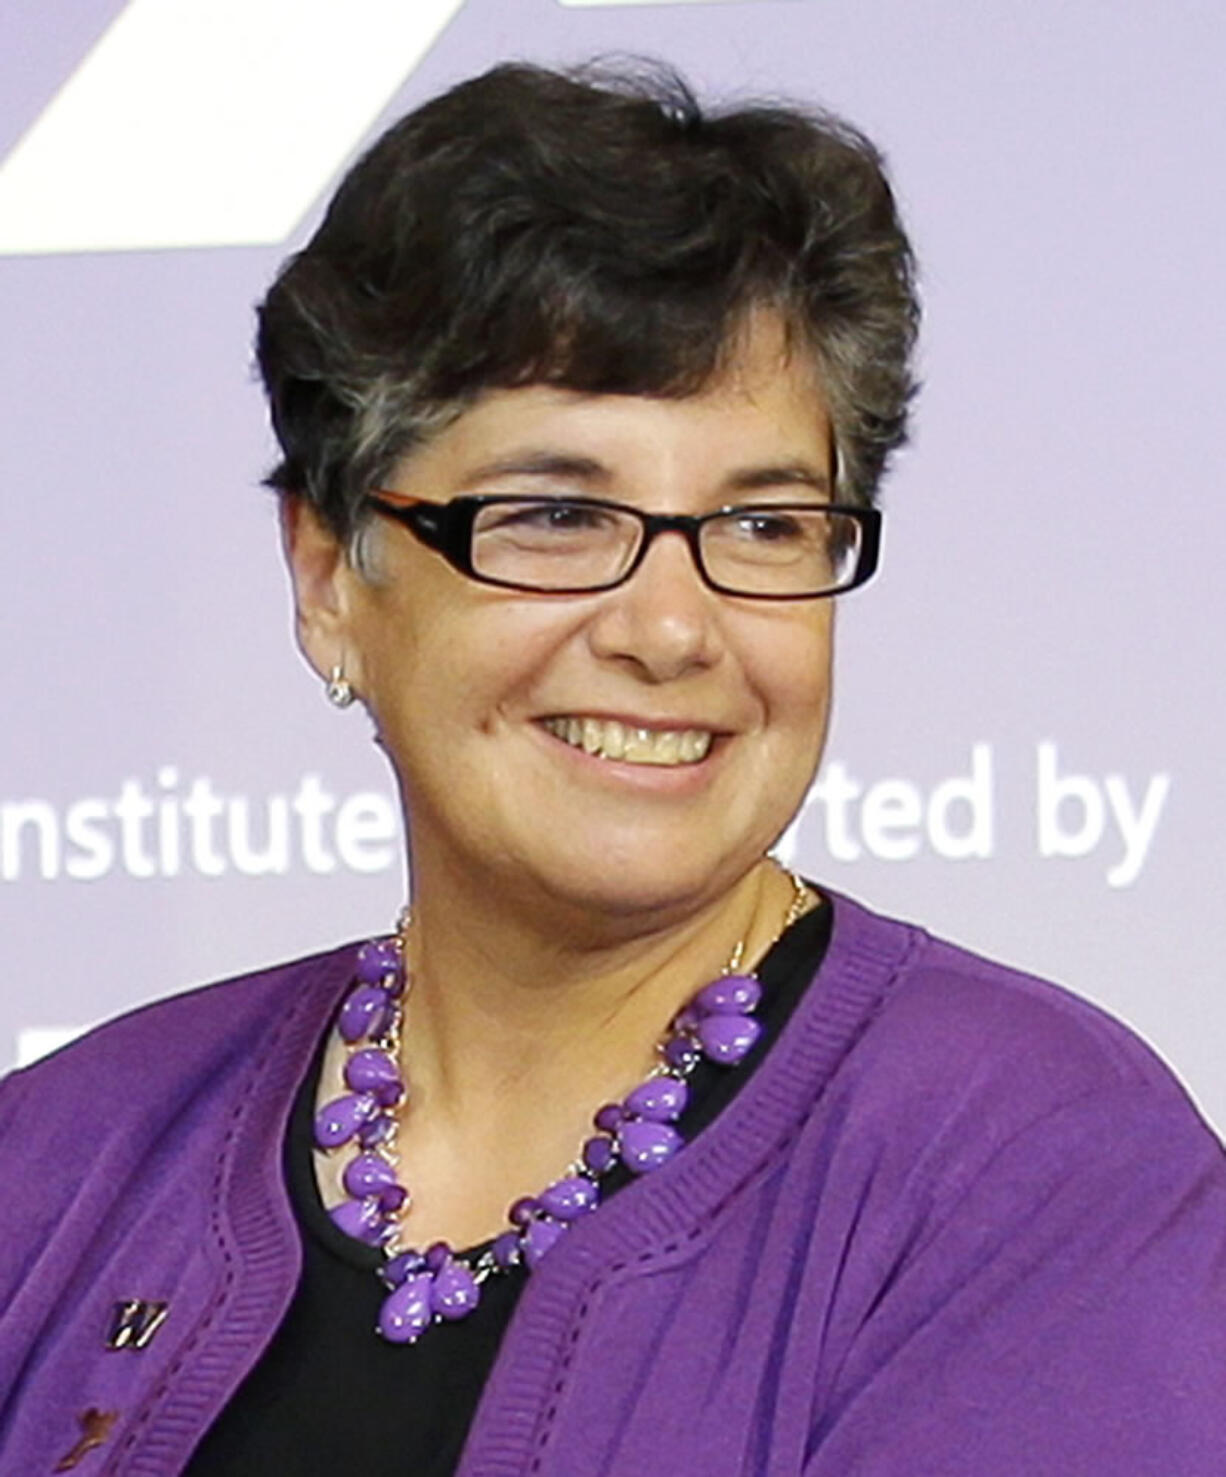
456, 451, 832, 497
456, 453, 611, 490
723, 461, 832, 496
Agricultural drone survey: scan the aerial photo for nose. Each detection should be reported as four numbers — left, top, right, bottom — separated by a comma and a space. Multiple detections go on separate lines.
584, 527, 724, 682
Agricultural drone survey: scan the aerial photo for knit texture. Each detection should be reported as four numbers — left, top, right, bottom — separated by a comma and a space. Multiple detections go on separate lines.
1, 893, 1224, 1475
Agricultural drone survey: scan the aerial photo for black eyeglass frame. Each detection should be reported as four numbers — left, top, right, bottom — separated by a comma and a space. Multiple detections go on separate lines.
364, 491, 882, 600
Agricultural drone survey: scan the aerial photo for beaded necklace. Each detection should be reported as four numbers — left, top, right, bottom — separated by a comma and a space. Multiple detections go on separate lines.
313, 874, 810, 1343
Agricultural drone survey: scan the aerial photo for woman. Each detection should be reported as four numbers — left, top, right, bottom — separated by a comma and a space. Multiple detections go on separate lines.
1, 61, 1224, 1477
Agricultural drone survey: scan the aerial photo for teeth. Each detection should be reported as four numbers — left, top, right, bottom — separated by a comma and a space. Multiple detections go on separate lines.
679, 731, 705, 763
601, 719, 626, 759
543, 717, 713, 766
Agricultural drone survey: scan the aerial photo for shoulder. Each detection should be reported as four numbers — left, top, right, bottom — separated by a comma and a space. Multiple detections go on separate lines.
821, 891, 1221, 1168
0, 941, 356, 1143
791, 897, 1226, 1470
810, 896, 1226, 1338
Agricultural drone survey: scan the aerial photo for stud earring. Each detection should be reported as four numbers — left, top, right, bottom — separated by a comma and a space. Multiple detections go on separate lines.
325, 665, 355, 708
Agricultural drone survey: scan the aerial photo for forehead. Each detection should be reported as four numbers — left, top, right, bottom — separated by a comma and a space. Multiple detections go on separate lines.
395, 316, 832, 490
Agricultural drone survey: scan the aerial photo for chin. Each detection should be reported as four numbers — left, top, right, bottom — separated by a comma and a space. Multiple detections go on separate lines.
523, 838, 763, 925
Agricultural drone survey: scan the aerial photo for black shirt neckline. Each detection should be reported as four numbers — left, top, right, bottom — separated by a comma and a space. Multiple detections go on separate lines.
291, 897, 833, 1269
187, 896, 832, 1477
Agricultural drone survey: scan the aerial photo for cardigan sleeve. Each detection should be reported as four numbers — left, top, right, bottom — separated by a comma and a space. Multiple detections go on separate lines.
803, 1081, 1226, 1474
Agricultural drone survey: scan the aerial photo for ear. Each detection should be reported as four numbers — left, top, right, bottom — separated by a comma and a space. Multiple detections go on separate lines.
279, 495, 362, 687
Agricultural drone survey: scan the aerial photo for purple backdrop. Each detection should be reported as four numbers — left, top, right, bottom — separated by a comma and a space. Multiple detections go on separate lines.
3, 0, 1224, 1128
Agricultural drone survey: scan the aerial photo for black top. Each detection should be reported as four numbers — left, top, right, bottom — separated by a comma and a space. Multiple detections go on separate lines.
186, 900, 832, 1476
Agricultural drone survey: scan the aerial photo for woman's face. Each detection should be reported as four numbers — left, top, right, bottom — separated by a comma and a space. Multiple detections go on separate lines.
289, 318, 837, 924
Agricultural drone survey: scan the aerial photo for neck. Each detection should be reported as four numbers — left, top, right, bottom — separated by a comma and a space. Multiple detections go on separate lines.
399, 854, 799, 1122
313, 851, 810, 1251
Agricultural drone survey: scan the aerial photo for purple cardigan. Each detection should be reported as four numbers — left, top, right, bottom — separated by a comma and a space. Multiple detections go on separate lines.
2, 893, 1224, 1475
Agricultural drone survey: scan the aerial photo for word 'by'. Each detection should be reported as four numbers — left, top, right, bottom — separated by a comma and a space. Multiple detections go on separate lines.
788, 742, 1169, 888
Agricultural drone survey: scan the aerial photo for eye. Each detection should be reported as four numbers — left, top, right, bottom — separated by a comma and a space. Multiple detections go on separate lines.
483, 500, 615, 534
728, 509, 806, 542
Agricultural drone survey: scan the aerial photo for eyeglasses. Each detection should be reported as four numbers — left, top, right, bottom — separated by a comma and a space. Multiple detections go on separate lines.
364, 491, 881, 599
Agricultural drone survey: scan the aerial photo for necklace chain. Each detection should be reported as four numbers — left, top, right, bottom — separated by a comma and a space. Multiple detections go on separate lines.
313, 870, 811, 1342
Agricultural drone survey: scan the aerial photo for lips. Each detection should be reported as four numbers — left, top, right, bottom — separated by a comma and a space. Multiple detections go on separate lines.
540, 716, 714, 766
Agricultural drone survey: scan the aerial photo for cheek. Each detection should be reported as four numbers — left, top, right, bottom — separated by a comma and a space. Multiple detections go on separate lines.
360, 589, 589, 733
747, 610, 833, 721
763, 631, 833, 813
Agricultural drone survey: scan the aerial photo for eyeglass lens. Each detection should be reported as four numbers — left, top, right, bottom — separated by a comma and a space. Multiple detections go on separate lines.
469, 501, 863, 595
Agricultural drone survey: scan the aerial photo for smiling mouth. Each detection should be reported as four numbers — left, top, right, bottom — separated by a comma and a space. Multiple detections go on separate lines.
541, 716, 714, 766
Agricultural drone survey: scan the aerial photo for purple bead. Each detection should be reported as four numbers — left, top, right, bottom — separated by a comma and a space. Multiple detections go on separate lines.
491, 1231, 522, 1269
430, 1260, 480, 1321
593, 1103, 623, 1132
663, 1036, 700, 1071
508, 1197, 540, 1227
378, 1272, 433, 1343
330, 1197, 386, 1244
623, 1076, 689, 1123
313, 1092, 378, 1149
522, 1216, 566, 1270
357, 1113, 396, 1148
696, 1013, 762, 1065
617, 1118, 683, 1174
342, 1152, 397, 1199
381, 1250, 423, 1288
425, 1241, 452, 1272
694, 973, 762, 1016
356, 939, 402, 986
344, 1048, 403, 1107
337, 984, 393, 1043
378, 1184, 409, 1214
538, 1175, 599, 1221
673, 1005, 700, 1031
581, 1135, 616, 1174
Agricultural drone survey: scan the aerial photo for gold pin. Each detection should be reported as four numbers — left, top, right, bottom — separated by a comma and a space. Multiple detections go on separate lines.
105, 1298, 169, 1351
54, 1408, 117, 1472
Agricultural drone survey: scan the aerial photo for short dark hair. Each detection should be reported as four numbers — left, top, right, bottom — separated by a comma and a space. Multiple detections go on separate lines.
256, 60, 919, 543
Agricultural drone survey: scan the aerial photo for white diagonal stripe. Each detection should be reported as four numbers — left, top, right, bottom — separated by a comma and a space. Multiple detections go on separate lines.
16, 1027, 87, 1067
0, 0, 466, 256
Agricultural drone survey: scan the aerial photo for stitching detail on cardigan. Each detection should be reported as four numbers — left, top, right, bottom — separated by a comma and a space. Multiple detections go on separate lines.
524, 923, 921, 1471
107, 1106, 242, 1469
527, 1289, 596, 1476
525, 1118, 811, 1471
105, 980, 315, 1472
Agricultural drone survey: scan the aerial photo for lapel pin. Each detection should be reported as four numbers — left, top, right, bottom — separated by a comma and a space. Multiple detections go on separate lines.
105, 1298, 169, 1352
54, 1408, 118, 1472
